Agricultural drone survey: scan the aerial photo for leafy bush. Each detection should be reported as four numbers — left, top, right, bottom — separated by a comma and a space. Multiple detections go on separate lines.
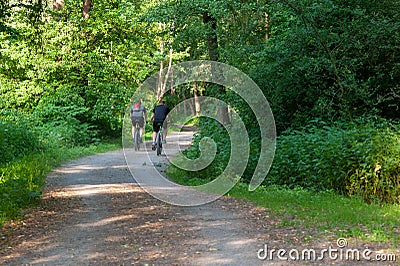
167, 117, 230, 181
251, 0, 400, 131
0, 119, 43, 164
38, 118, 99, 148
0, 136, 122, 226
0, 109, 99, 225
346, 123, 400, 204
170, 116, 400, 204
266, 118, 400, 203
32, 89, 101, 147
0, 153, 49, 223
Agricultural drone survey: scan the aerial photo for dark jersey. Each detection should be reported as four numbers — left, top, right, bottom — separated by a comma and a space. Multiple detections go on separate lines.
153, 104, 170, 122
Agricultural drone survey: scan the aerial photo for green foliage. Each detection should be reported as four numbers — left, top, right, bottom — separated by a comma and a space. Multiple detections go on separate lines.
0, 153, 49, 223
253, 0, 400, 130
0, 138, 121, 226
170, 117, 400, 204
266, 118, 400, 204
168, 117, 230, 180
346, 122, 400, 204
0, 108, 115, 225
0, 119, 43, 164
38, 118, 98, 148
33, 88, 100, 147
0, 0, 157, 137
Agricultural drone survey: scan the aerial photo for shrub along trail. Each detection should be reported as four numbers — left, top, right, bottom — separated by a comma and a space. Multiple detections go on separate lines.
0, 133, 398, 265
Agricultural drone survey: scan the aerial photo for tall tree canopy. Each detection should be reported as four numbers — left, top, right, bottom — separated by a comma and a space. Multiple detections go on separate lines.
1, 0, 399, 133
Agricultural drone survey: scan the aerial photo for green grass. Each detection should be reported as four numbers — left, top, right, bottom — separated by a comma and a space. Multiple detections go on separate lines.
0, 138, 122, 226
228, 183, 400, 245
183, 116, 200, 126
168, 171, 400, 245
166, 169, 210, 186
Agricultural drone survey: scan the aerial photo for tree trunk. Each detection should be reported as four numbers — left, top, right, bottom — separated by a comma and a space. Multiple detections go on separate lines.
157, 40, 164, 100
188, 98, 195, 116
264, 12, 269, 41
183, 94, 188, 116
193, 82, 201, 116
82, 0, 91, 19
53, 0, 64, 10
202, 12, 218, 62
202, 12, 230, 125
160, 48, 173, 98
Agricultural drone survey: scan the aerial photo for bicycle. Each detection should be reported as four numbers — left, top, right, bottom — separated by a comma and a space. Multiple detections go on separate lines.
155, 122, 163, 156
133, 121, 141, 151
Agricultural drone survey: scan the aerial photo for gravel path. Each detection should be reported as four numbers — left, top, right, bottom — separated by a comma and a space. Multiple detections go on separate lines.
1, 132, 398, 265
0, 133, 270, 265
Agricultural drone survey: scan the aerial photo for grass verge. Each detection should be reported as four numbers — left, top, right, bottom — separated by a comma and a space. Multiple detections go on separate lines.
168, 174, 400, 246
229, 184, 400, 245
0, 138, 122, 226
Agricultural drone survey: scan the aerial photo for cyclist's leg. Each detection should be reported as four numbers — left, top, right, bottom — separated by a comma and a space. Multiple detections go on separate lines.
152, 122, 159, 143
162, 121, 167, 143
139, 127, 144, 143
152, 122, 161, 150
156, 129, 163, 155
131, 118, 138, 142
138, 117, 145, 143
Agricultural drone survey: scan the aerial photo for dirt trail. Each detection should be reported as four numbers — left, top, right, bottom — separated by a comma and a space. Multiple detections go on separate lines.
1, 132, 397, 265
0, 132, 271, 265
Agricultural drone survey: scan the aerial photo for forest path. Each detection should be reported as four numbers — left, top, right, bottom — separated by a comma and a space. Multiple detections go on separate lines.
0, 132, 282, 265
1, 132, 392, 265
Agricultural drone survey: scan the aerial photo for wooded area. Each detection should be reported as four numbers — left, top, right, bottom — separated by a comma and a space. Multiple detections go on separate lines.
0, 0, 399, 223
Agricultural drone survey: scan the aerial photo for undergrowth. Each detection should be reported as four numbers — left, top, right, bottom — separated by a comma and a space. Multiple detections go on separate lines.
168, 116, 400, 204
166, 116, 400, 244
0, 139, 121, 226
0, 111, 121, 226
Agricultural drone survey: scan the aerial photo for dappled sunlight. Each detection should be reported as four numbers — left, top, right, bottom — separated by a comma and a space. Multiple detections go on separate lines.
43, 183, 141, 199
130, 220, 165, 230
30, 254, 65, 265
76, 214, 138, 228
68, 183, 138, 196
50, 164, 129, 175
227, 239, 257, 247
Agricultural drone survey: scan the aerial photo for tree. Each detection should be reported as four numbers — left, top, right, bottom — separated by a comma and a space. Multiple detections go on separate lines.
53, 0, 64, 10
141, 0, 269, 124
82, 0, 91, 18
251, 0, 400, 130
0, 0, 162, 135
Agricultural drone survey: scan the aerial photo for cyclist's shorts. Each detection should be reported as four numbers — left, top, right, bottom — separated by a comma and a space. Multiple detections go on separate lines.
153, 121, 167, 133
131, 117, 145, 128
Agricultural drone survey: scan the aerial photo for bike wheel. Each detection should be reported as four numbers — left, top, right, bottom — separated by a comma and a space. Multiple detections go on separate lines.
134, 127, 140, 151
156, 131, 162, 156
135, 129, 140, 151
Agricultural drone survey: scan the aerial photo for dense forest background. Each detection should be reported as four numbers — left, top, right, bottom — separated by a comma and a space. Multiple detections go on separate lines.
1, 0, 399, 222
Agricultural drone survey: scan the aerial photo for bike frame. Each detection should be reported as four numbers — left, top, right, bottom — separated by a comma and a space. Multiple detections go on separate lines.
134, 121, 141, 151
156, 123, 163, 156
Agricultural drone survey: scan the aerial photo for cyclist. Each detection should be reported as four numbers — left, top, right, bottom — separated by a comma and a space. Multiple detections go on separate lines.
149, 99, 170, 150
130, 100, 147, 144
